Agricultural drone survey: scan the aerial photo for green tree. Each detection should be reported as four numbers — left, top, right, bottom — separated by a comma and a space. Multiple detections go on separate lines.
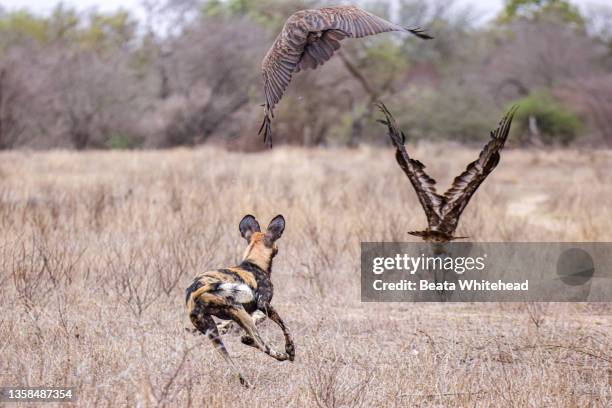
0, 5, 136, 52
499, 0, 585, 27
79, 9, 137, 51
202, 0, 318, 31
0, 10, 49, 48
509, 92, 582, 145
48, 4, 79, 42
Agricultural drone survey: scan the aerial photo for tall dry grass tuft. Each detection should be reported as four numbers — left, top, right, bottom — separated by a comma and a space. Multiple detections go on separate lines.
0, 146, 610, 406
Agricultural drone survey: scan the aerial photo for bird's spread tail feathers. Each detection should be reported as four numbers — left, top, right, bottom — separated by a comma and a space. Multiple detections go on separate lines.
258, 108, 273, 149
409, 230, 468, 242
404, 27, 434, 40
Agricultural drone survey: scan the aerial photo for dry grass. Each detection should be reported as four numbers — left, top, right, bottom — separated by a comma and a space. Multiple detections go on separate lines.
0, 145, 610, 407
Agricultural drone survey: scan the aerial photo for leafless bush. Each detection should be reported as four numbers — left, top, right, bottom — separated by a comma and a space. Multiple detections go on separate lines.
107, 246, 164, 318
525, 302, 547, 329
9, 235, 82, 303
41, 48, 144, 149
10, 238, 52, 311
153, 17, 266, 146
483, 17, 608, 102
308, 358, 374, 408
155, 240, 192, 297
0, 65, 26, 149
569, 75, 612, 145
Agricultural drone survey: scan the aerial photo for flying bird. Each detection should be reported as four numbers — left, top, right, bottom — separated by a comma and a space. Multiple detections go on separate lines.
378, 103, 518, 243
260, 5, 433, 147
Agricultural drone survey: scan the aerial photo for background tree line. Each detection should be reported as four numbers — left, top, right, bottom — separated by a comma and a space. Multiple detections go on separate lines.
0, 0, 611, 150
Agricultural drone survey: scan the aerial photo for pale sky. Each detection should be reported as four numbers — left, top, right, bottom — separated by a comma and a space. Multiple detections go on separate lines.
1, 0, 609, 23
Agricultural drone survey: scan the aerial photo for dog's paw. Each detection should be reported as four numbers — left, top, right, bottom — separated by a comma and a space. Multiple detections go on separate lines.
285, 342, 295, 361
241, 335, 256, 347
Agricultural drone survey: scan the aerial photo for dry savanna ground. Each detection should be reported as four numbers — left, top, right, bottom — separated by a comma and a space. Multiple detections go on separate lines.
0, 146, 611, 407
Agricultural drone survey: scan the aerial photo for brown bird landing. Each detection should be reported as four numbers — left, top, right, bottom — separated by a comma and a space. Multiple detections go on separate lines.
260, 5, 433, 147
378, 103, 518, 243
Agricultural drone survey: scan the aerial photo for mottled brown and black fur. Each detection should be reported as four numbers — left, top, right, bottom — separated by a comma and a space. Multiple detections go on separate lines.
185, 214, 294, 387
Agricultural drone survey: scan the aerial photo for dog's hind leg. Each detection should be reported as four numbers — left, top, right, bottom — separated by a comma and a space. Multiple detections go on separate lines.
190, 309, 251, 387
218, 310, 265, 335
228, 305, 289, 361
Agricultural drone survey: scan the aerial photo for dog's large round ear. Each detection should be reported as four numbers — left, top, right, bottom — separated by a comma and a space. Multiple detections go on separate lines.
239, 215, 261, 242
265, 215, 285, 244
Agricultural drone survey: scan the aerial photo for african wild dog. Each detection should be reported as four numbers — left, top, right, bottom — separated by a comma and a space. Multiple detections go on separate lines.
185, 214, 295, 386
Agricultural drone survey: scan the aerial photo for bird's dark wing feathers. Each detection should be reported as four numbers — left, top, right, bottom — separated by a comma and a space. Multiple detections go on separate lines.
378, 103, 445, 227
438, 106, 518, 232
263, 5, 432, 111
261, 34, 302, 114
260, 34, 303, 146
260, 6, 432, 147
322, 5, 432, 39
294, 5, 400, 73
296, 30, 346, 72
323, 5, 404, 38
296, 6, 431, 71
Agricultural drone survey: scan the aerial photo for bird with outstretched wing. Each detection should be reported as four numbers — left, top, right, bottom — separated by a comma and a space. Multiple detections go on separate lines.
260, 5, 433, 147
378, 103, 518, 242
